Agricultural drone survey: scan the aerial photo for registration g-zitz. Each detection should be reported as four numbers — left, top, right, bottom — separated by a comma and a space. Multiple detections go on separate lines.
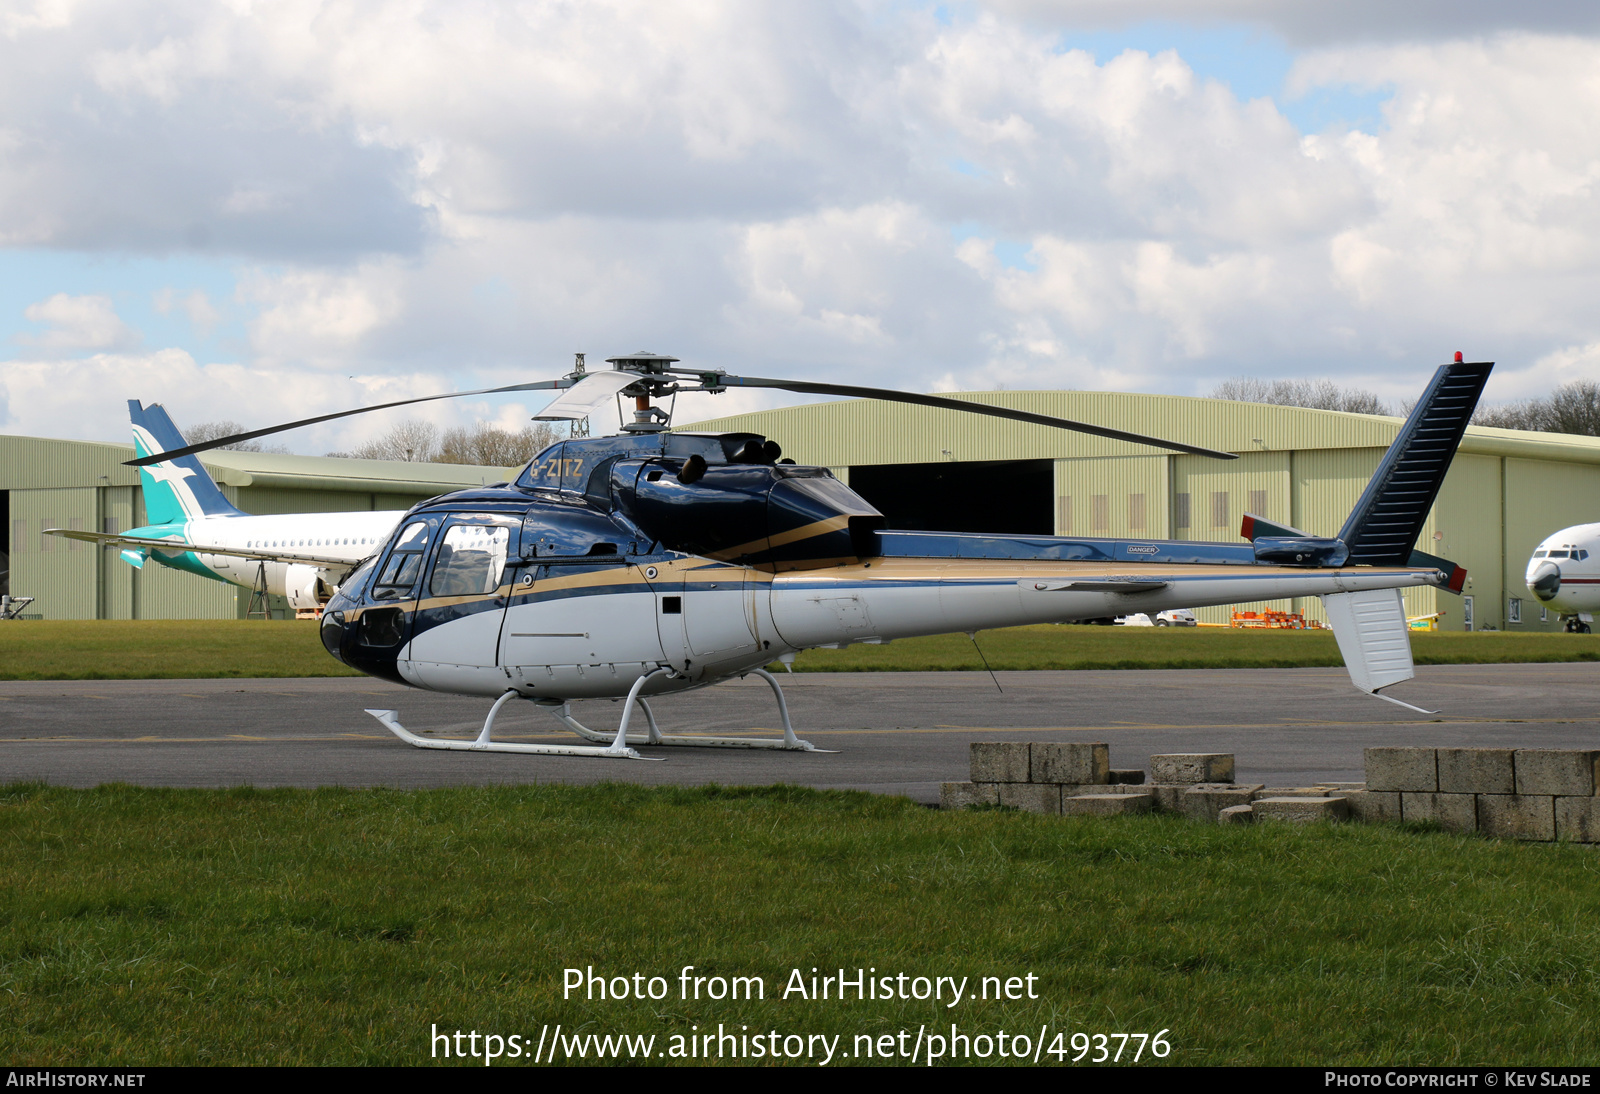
116, 353, 1492, 760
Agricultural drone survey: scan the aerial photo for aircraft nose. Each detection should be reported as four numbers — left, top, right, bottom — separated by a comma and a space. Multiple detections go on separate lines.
1529, 560, 1562, 601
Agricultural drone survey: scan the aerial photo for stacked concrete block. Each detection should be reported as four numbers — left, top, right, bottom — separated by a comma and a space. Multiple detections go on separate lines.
1359, 746, 1600, 842
1060, 794, 1153, 817
943, 741, 1125, 815
1254, 797, 1352, 823
1181, 784, 1265, 823
944, 741, 1600, 842
1151, 753, 1234, 784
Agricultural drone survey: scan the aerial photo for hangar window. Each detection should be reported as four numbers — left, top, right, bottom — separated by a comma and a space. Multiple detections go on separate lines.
1128, 493, 1146, 530
1211, 492, 1229, 529
1057, 496, 1072, 534
1092, 494, 1109, 531
1174, 493, 1190, 529
1249, 489, 1268, 516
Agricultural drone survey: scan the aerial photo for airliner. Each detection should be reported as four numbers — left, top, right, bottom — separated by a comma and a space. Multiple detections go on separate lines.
46, 401, 407, 614
1525, 524, 1600, 632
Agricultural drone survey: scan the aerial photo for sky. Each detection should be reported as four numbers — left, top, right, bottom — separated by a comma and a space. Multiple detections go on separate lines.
5, 0, 1600, 452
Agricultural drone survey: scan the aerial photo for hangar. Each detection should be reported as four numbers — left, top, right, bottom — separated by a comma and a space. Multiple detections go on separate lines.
0, 433, 514, 620
7, 389, 1597, 631
683, 390, 1600, 633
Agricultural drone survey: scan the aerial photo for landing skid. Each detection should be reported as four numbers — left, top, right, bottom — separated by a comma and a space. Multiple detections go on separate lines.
367, 666, 834, 758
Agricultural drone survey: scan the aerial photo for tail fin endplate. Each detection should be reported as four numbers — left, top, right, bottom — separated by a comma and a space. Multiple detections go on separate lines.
128, 400, 245, 525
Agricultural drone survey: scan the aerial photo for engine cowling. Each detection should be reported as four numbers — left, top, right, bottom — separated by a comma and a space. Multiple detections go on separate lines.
610, 460, 885, 569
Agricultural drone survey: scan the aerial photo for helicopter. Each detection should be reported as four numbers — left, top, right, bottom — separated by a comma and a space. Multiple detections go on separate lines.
129, 353, 1492, 760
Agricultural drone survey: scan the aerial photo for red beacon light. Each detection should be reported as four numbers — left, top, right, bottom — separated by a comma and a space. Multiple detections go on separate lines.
1454, 351, 1463, 362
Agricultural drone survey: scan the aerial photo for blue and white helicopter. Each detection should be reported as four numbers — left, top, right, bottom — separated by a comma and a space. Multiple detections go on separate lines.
127, 354, 1491, 760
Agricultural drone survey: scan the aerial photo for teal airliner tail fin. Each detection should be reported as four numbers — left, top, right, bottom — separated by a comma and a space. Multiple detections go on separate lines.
128, 400, 246, 525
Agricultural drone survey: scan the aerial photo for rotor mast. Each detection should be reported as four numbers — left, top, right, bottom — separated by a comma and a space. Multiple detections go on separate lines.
606, 352, 680, 432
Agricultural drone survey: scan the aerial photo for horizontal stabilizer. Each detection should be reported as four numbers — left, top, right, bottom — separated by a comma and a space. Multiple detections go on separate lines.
1406, 547, 1468, 593
1240, 513, 1310, 540
1321, 588, 1434, 710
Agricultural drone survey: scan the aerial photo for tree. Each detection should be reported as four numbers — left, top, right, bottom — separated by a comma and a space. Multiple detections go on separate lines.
1209, 378, 1390, 415
1472, 380, 1600, 436
436, 421, 562, 466
327, 419, 561, 465
347, 420, 441, 462
184, 421, 288, 453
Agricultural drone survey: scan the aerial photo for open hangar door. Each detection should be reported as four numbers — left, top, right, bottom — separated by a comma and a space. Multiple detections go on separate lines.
847, 459, 1054, 535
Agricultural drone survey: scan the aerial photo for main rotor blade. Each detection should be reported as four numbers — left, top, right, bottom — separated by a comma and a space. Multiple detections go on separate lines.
124, 378, 571, 466
708, 375, 1240, 460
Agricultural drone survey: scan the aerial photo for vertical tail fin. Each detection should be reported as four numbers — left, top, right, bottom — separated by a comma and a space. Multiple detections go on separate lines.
1337, 361, 1492, 565
129, 400, 246, 524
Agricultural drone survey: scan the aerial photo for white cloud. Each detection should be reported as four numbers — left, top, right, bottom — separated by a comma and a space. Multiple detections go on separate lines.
17, 293, 138, 351
5, 5, 1600, 443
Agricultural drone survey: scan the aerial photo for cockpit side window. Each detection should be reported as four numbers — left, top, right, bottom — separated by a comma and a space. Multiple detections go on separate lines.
429, 521, 513, 597
372, 520, 433, 600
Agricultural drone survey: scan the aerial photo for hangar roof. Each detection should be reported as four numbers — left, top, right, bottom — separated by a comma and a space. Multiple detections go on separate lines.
678, 390, 1600, 466
0, 433, 524, 492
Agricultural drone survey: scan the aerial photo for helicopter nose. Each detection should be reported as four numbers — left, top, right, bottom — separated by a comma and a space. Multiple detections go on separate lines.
1529, 560, 1562, 602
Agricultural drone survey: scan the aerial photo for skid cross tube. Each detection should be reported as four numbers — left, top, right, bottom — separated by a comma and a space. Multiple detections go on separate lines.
551, 667, 834, 752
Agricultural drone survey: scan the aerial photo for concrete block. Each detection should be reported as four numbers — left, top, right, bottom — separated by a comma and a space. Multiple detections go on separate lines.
1438, 748, 1515, 795
1181, 783, 1265, 823
1477, 794, 1555, 841
1401, 792, 1477, 833
1324, 782, 1367, 790
1341, 790, 1402, 824
1109, 769, 1146, 785
1053, 783, 1121, 797
1150, 753, 1234, 784
971, 742, 1031, 783
1218, 805, 1254, 825
1061, 793, 1153, 816
1257, 787, 1334, 798
998, 783, 1060, 815
1514, 750, 1600, 797
1146, 784, 1189, 813
1556, 797, 1600, 843
1030, 742, 1110, 785
1252, 797, 1351, 823
940, 782, 1000, 810
1364, 747, 1437, 792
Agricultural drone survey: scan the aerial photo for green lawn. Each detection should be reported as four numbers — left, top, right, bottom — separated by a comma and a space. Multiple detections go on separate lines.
2, 783, 1597, 1066
1, 619, 1596, 680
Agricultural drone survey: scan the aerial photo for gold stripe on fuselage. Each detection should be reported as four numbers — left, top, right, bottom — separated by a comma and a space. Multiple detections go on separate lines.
704, 515, 854, 562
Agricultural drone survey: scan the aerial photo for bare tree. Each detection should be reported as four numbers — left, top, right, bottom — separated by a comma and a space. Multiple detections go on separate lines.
1472, 380, 1600, 436
436, 421, 562, 466
184, 420, 289, 453
1210, 378, 1390, 415
347, 420, 442, 462
1546, 381, 1600, 436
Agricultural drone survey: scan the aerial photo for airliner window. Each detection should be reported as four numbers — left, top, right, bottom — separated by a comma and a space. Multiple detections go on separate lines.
430, 523, 512, 597
373, 521, 432, 600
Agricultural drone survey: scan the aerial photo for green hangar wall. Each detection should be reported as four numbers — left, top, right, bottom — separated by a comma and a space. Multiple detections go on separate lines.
0, 434, 519, 620
682, 391, 1600, 633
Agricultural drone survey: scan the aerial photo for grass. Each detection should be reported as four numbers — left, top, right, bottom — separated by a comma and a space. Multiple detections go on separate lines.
2, 620, 1599, 680
0, 620, 363, 680
2, 782, 1598, 1066
786, 625, 1600, 672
